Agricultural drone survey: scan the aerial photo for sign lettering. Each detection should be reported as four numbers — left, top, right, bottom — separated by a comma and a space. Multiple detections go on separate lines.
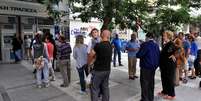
0, 5, 37, 13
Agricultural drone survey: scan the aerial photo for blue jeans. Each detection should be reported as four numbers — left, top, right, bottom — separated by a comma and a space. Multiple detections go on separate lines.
77, 66, 86, 92
36, 58, 49, 85
14, 49, 22, 61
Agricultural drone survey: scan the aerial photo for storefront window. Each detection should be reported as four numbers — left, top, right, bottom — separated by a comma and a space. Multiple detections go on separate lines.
38, 18, 54, 25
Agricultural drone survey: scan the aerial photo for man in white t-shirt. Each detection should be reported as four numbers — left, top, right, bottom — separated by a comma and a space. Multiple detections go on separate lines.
86, 28, 101, 75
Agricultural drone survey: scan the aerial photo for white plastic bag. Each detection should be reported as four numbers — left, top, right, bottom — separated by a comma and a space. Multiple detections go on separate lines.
48, 61, 52, 69
189, 55, 195, 62
85, 73, 92, 85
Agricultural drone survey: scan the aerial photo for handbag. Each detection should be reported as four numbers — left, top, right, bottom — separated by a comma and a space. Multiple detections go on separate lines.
33, 56, 44, 70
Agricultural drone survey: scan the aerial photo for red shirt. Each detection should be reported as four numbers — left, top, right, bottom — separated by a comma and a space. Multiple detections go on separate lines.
46, 42, 54, 60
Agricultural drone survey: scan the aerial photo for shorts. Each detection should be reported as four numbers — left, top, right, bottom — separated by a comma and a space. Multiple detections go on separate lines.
188, 55, 196, 69
188, 61, 194, 69
180, 63, 188, 70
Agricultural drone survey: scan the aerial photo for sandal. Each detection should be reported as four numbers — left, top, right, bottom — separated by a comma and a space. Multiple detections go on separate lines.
182, 79, 188, 84
163, 95, 176, 100
190, 76, 196, 79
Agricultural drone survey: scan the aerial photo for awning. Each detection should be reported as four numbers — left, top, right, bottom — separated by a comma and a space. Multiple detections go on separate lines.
0, 0, 48, 17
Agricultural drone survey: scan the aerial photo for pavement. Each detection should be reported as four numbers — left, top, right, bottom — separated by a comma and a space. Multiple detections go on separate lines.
0, 53, 201, 101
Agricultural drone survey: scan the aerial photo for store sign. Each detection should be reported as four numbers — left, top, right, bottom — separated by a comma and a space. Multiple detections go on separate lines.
0, 6, 37, 13
0, 0, 48, 17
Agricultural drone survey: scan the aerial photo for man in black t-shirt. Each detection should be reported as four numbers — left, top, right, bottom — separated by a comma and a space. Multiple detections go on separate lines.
89, 29, 112, 101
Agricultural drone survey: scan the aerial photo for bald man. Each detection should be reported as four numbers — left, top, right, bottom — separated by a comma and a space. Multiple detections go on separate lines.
89, 29, 112, 101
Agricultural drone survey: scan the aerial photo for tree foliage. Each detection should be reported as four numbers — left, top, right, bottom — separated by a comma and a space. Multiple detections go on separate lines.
38, 0, 63, 23
42, 0, 201, 36
69, 0, 149, 31
144, 0, 201, 36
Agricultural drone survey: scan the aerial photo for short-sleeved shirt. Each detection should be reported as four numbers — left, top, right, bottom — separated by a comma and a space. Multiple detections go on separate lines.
87, 37, 101, 54
183, 40, 190, 56
126, 40, 140, 57
93, 41, 112, 71
190, 41, 198, 56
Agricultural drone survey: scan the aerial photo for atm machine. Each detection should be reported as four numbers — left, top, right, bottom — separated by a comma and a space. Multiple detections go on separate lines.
1, 24, 16, 63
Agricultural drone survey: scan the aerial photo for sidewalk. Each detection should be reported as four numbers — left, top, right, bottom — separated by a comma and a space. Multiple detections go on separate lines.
0, 53, 201, 101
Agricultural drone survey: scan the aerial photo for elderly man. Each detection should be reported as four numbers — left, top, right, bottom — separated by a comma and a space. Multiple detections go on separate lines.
126, 32, 140, 80
136, 32, 160, 101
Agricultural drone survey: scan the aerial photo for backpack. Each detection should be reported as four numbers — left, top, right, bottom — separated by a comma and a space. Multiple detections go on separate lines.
33, 42, 44, 58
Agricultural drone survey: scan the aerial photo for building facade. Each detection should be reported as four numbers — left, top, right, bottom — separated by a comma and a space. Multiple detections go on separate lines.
0, 0, 56, 63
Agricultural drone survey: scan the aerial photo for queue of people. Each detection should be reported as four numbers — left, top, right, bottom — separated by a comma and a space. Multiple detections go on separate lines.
11, 28, 201, 101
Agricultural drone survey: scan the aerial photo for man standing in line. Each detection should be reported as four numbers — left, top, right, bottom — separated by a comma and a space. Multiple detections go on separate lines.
126, 32, 140, 80
12, 34, 23, 63
111, 34, 123, 67
57, 35, 72, 87
87, 28, 101, 75
136, 32, 160, 101
89, 29, 112, 101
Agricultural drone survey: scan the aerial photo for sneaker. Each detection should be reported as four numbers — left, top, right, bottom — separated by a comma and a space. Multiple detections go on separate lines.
54, 69, 60, 72
79, 91, 87, 95
44, 83, 49, 88
50, 77, 56, 81
36, 85, 42, 89
60, 84, 68, 88
134, 76, 138, 78
119, 64, 123, 66
129, 76, 135, 80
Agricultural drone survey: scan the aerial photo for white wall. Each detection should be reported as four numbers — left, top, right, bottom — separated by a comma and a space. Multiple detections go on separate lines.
70, 20, 102, 47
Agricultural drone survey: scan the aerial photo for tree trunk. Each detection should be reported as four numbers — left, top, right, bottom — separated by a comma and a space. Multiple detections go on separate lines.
101, 17, 112, 31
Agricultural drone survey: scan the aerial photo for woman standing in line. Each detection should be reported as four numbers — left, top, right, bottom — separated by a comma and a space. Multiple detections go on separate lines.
73, 35, 88, 94
158, 31, 177, 100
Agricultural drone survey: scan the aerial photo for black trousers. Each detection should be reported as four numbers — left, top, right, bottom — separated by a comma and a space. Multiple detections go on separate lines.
140, 68, 156, 101
160, 61, 176, 97
194, 50, 201, 76
113, 49, 122, 65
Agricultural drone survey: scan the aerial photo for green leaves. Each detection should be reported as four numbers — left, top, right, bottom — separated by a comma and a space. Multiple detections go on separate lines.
69, 0, 151, 30
41, 0, 201, 34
